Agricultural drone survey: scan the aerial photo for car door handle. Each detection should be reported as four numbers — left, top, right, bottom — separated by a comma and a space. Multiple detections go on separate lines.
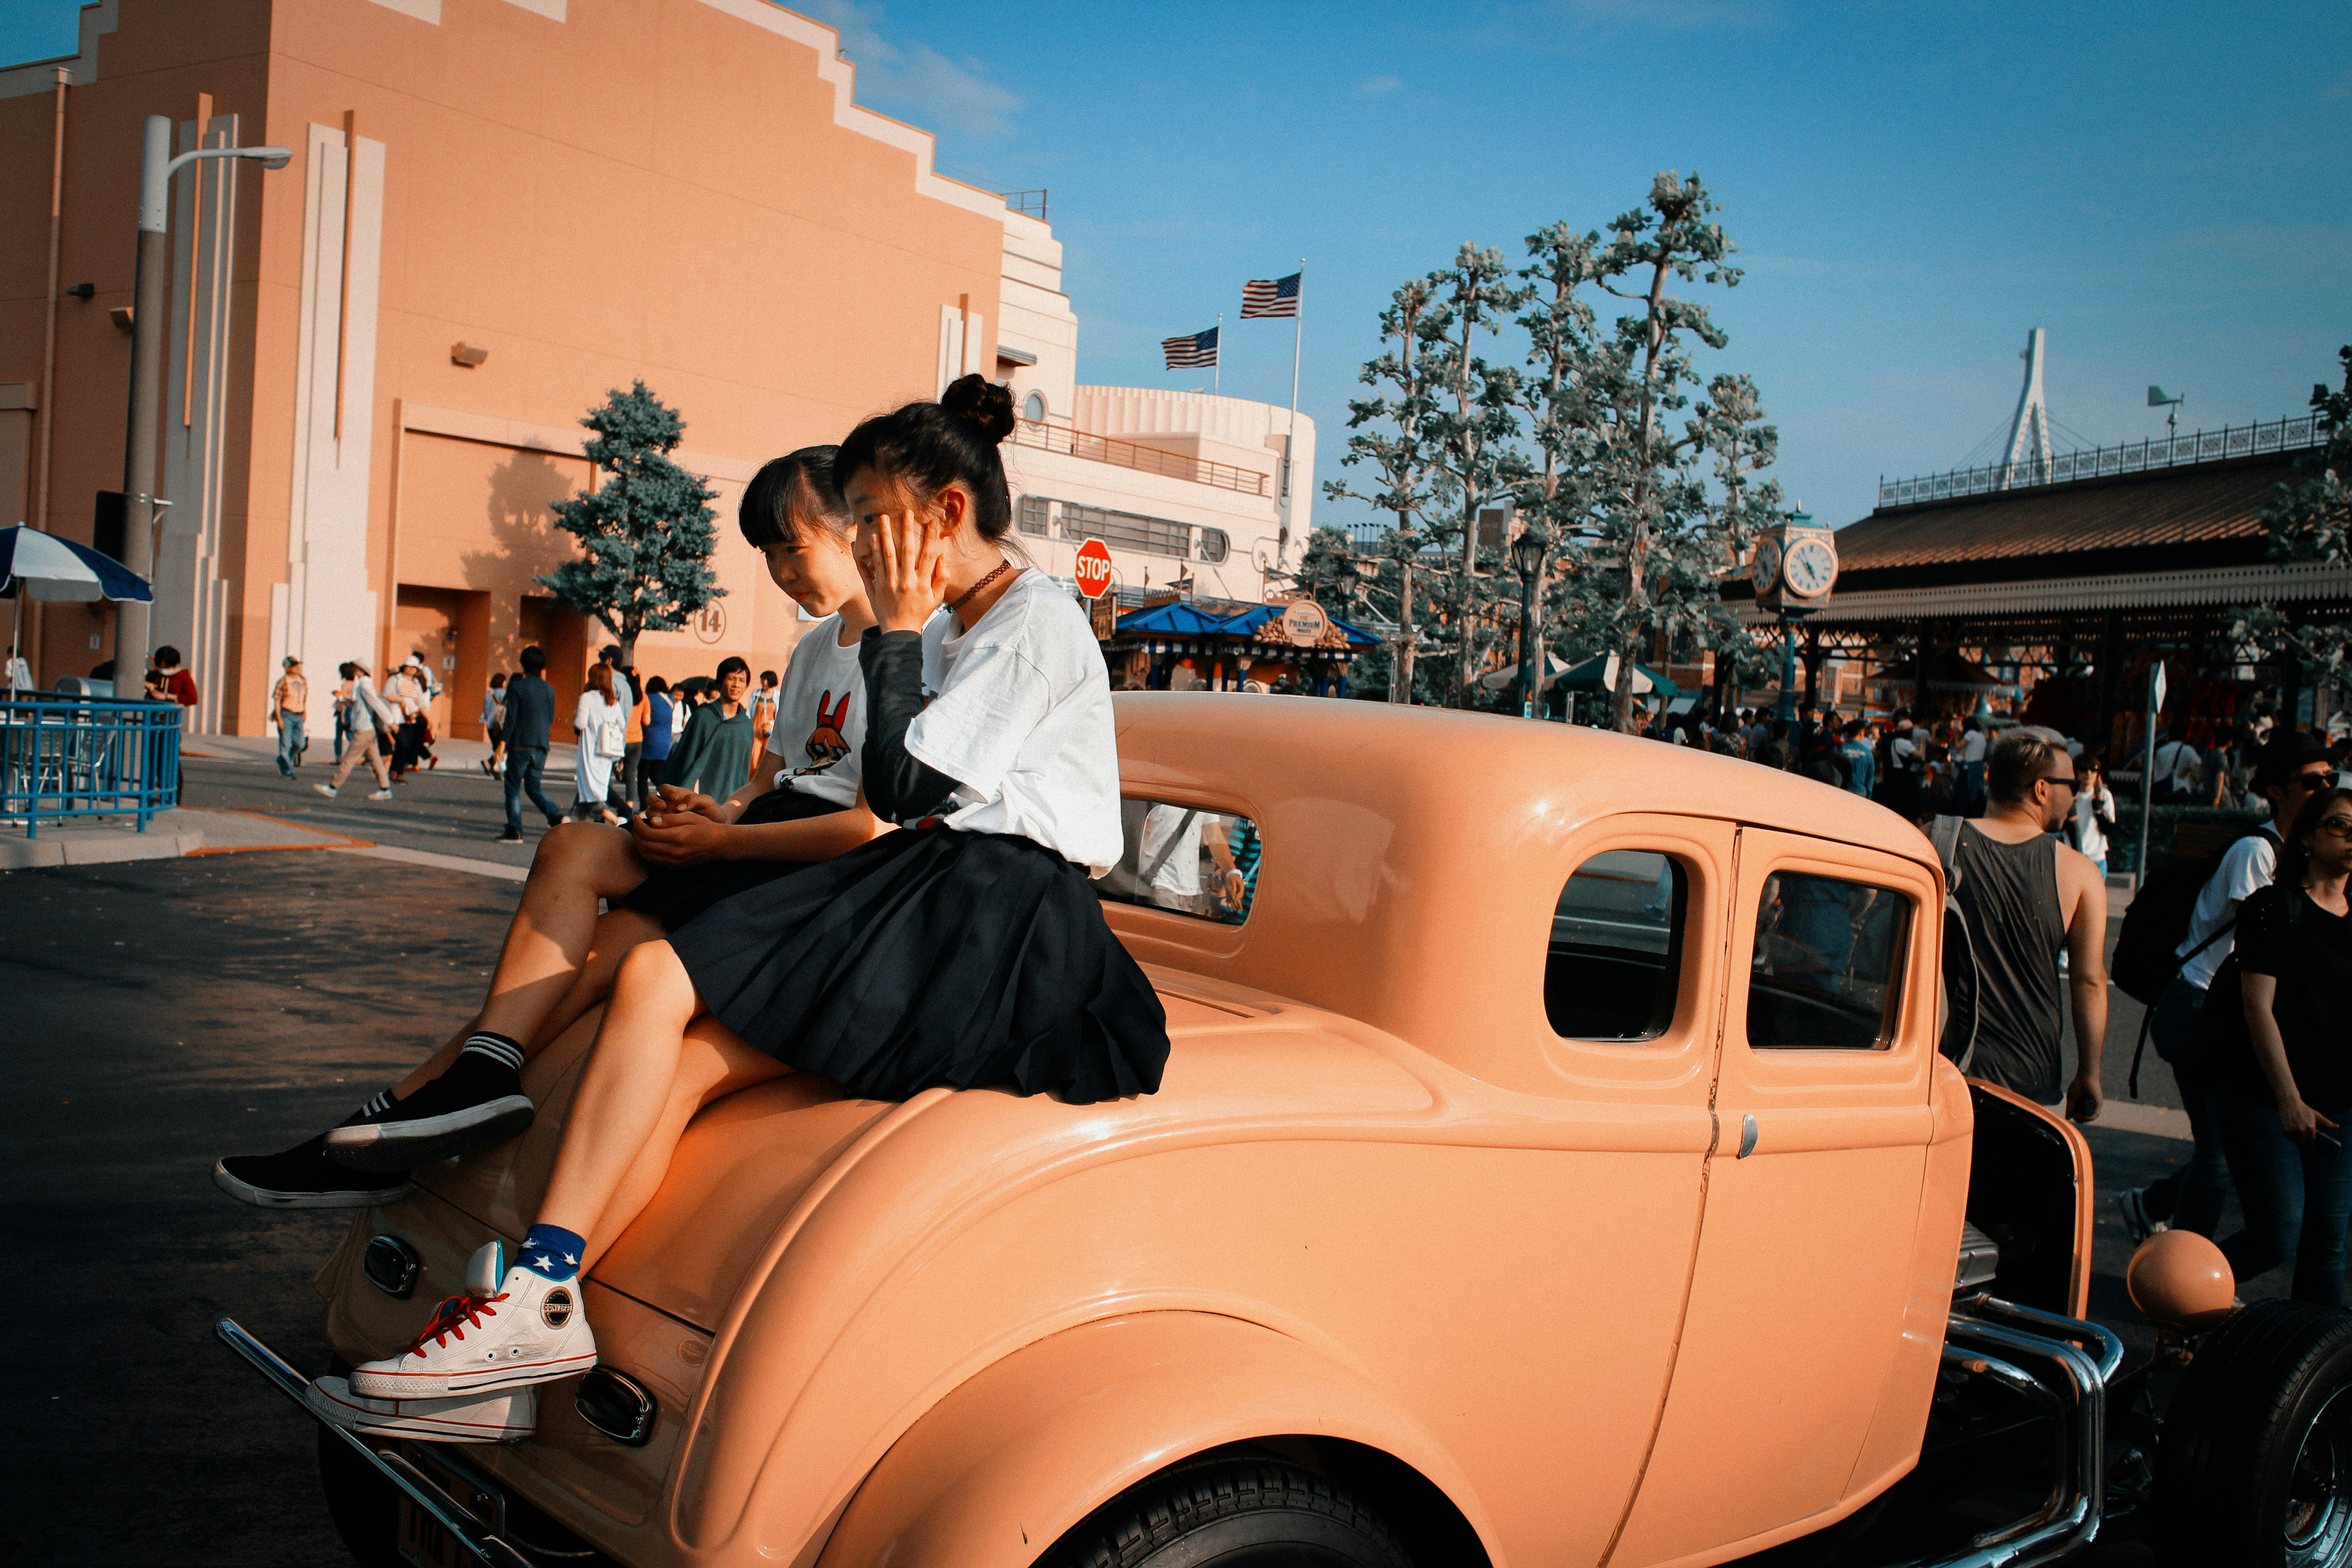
1737, 1113, 1759, 1159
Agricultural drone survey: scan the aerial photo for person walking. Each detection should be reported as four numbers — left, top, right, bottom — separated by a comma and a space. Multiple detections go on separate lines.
750, 667, 779, 753
2071, 753, 2117, 877
1935, 727, 2110, 1119
2153, 726, 2201, 804
1885, 710, 1925, 819
573, 664, 627, 824
2201, 786, 2352, 1303
1957, 715, 1989, 817
636, 676, 672, 811
481, 673, 508, 776
2119, 730, 2339, 1242
314, 662, 397, 800
383, 656, 430, 779
332, 663, 355, 762
1837, 718, 1877, 800
497, 645, 564, 843
610, 667, 644, 820
270, 656, 309, 778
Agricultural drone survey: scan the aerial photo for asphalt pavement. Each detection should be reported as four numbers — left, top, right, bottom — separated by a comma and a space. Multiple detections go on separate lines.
0, 836, 2265, 1568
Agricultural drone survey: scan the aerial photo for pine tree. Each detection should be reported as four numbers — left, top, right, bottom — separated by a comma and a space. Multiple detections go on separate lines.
2236, 347, 2352, 699
1324, 277, 1445, 704
535, 381, 723, 669
1422, 246, 1531, 706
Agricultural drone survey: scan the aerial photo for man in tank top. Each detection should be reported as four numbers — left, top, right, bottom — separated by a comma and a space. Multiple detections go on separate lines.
1945, 726, 2111, 1117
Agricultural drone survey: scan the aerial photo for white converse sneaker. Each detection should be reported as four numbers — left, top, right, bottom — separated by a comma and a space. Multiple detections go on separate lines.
305, 1373, 536, 1444
348, 1241, 596, 1400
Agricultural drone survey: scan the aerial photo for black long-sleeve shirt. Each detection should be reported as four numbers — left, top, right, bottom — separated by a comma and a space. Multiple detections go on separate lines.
858, 629, 964, 823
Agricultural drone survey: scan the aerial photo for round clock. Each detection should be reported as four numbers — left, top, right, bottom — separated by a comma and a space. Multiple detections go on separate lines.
1784, 537, 1838, 598
1750, 537, 1782, 593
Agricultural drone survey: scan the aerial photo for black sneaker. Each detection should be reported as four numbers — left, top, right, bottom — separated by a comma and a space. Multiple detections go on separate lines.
322, 1052, 534, 1171
214, 1135, 413, 1209
495, 828, 524, 843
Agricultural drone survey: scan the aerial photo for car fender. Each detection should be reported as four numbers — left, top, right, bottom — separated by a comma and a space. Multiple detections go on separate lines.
810, 1310, 1502, 1568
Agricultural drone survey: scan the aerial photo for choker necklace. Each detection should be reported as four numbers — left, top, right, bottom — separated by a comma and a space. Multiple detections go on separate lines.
948, 560, 1015, 620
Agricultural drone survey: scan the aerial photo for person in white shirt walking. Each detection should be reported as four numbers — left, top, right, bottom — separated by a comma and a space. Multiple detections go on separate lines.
315, 662, 398, 799
270, 656, 309, 778
2071, 753, 2118, 876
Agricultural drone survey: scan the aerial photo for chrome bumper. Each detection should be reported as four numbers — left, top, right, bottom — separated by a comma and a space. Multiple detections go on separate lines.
1914, 1296, 2126, 1568
214, 1318, 536, 1568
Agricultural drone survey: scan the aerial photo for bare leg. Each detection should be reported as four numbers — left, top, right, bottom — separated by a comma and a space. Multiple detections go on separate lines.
531, 906, 669, 1052
387, 823, 647, 1098
534, 942, 784, 1260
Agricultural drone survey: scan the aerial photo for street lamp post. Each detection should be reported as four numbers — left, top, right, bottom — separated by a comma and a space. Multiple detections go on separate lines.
115, 114, 290, 681
1775, 608, 1813, 725
1510, 531, 1547, 719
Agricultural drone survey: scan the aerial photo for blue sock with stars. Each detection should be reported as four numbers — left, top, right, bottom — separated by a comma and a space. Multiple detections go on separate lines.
518, 1223, 585, 1282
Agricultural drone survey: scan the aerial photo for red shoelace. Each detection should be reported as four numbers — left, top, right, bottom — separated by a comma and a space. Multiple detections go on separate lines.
404, 1290, 508, 1356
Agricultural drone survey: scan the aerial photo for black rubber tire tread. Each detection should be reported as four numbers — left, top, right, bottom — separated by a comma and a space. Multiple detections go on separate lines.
1038, 1456, 1416, 1568
2156, 1299, 2352, 1568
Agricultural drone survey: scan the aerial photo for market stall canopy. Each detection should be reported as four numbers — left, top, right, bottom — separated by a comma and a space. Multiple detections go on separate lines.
0, 525, 152, 603
1554, 653, 1681, 698
1477, 652, 1573, 691
1116, 601, 1234, 637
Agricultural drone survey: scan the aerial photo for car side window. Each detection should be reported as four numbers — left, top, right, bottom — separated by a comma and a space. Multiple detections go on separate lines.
1547, 850, 1687, 1041
1097, 799, 1260, 924
1747, 871, 1910, 1049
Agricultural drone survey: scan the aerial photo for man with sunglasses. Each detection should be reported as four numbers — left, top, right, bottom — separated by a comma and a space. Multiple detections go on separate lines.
2121, 729, 2341, 1243
1941, 727, 2112, 1122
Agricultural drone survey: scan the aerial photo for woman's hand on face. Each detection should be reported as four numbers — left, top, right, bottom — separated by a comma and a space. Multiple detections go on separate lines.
629, 809, 733, 867
2281, 1098, 2336, 1148
857, 509, 951, 634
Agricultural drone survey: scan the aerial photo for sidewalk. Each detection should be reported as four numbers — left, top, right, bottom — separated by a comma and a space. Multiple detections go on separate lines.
0, 805, 355, 870
184, 731, 580, 777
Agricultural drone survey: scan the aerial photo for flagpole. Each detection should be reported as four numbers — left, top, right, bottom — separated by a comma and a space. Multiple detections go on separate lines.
1281, 260, 1304, 567
1214, 314, 1222, 398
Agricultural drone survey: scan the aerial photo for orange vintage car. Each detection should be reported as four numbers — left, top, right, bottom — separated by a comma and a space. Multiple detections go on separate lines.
221, 695, 2347, 1568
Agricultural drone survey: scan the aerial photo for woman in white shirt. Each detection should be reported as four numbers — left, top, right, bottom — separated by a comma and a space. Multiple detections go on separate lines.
571, 664, 627, 824
321, 380, 1170, 1408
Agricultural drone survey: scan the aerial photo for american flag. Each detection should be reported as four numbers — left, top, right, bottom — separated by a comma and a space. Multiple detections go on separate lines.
1240, 272, 1301, 318
1161, 326, 1219, 369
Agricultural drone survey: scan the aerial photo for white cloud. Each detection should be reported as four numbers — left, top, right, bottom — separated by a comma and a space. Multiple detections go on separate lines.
801, 0, 1024, 141
1357, 74, 1405, 96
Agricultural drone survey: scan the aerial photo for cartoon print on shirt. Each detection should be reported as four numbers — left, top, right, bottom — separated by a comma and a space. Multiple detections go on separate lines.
794, 690, 853, 776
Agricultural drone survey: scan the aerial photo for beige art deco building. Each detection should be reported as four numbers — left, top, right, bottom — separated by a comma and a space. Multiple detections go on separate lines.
0, 0, 1311, 739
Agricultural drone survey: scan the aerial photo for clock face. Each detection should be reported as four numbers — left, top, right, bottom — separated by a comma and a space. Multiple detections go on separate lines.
1750, 537, 1783, 593
1784, 537, 1838, 597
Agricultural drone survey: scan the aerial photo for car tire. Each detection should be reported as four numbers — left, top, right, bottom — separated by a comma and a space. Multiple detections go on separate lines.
1038, 1455, 1416, 1568
2156, 1299, 2352, 1568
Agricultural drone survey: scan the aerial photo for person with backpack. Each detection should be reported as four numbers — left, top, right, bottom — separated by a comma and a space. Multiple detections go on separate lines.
2194, 786, 2352, 1302
1933, 726, 2111, 1119
2116, 730, 2340, 1242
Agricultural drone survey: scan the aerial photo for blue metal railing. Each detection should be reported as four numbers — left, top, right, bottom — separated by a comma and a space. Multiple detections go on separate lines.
1, 697, 181, 836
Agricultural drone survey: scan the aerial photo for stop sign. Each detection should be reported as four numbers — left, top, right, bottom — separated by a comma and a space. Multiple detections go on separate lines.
1073, 537, 1114, 600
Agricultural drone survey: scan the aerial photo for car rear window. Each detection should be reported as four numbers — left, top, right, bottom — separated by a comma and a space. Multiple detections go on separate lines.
1747, 871, 1910, 1049
1098, 800, 1259, 925
1548, 849, 1688, 1040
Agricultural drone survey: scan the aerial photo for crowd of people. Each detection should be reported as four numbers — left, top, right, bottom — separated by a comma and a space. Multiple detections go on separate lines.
212, 375, 1174, 1444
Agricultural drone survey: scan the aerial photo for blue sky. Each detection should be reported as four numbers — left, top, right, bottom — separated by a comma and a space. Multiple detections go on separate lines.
10, 0, 2347, 529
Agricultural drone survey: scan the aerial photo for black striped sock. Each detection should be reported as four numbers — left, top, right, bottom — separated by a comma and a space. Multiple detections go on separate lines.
461, 1033, 525, 1071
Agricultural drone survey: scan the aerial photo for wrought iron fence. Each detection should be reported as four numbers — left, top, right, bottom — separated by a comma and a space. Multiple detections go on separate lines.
1, 696, 181, 836
1009, 418, 1271, 497
1876, 413, 2328, 509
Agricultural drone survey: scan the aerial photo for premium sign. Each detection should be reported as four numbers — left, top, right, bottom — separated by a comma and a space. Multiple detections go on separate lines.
1279, 600, 1328, 648
1073, 539, 1115, 600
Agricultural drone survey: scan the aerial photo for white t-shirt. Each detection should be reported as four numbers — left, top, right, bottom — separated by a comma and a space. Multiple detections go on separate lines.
2156, 740, 2203, 795
1138, 804, 1205, 898
910, 570, 1123, 874
2176, 827, 2281, 990
762, 613, 867, 808
1959, 729, 1987, 764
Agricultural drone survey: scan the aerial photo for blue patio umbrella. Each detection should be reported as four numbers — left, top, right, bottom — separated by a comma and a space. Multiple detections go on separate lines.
1, 524, 152, 685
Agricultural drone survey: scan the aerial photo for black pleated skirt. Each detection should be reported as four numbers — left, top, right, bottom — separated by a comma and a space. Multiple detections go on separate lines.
667, 827, 1170, 1104
621, 788, 842, 930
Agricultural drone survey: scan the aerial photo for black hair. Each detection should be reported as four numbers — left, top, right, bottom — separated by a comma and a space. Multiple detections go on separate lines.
489, 672, 506, 688
520, 644, 547, 674
835, 373, 1015, 542
2280, 785, 2352, 889
154, 646, 182, 667
739, 445, 851, 548
760, 669, 778, 685
645, 675, 668, 696
715, 655, 750, 681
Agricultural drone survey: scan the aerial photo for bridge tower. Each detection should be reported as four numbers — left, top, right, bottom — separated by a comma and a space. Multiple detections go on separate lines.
1999, 326, 2053, 489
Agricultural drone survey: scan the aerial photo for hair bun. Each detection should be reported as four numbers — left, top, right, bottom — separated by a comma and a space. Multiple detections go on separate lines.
940, 373, 1016, 445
